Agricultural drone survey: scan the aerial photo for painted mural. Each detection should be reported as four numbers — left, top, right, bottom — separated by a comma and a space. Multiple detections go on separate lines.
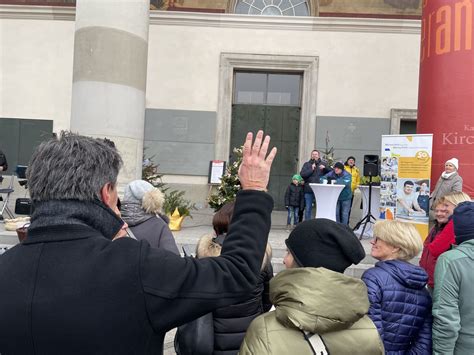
1, 0, 422, 18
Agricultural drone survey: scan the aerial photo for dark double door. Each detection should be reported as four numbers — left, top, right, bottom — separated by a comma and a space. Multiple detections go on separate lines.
230, 104, 300, 210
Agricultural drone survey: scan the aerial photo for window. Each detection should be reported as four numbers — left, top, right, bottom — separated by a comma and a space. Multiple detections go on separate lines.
234, 0, 310, 16
234, 72, 301, 106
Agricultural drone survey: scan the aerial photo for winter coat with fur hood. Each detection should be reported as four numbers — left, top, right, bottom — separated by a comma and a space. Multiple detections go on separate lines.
191, 234, 273, 355
121, 188, 179, 255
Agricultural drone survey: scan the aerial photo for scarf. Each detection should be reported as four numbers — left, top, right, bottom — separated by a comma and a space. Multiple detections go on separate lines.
441, 171, 457, 179
28, 199, 123, 240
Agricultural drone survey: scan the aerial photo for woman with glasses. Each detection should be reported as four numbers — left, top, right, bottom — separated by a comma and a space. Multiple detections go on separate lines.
362, 220, 432, 354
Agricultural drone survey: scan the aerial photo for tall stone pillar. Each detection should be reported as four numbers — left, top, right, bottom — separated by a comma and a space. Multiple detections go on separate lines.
417, 0, 474, 196
70, 0, 149, 184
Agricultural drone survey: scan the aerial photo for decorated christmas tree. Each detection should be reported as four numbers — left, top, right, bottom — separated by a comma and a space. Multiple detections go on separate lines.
208, 147, 243, 211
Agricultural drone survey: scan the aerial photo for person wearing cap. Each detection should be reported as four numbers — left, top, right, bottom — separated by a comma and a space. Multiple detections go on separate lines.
120, 180, 179, 255
433, 201, 474, 354
284, 174, 304, 229
430, 158, 463, 214
300, 150, 331, 220
321, 162, 352, 225
240, 219, 384, 355
362, 220, 432, 354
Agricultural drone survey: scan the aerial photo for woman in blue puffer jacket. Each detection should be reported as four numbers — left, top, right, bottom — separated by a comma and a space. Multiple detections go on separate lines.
362, 220, 432, 355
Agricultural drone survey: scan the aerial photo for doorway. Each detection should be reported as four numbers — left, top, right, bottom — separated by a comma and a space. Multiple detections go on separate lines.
230, 71, 301, 209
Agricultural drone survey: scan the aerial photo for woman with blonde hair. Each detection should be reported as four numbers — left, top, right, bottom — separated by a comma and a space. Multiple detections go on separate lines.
362, 220, 432, 354
419, 198, 450, 293
426, 191, 471, 261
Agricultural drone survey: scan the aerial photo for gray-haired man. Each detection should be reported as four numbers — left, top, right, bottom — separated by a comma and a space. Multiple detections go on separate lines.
0, 130, 276, 355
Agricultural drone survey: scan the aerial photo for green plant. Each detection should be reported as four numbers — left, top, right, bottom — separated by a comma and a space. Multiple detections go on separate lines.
208, 147, 243, 212
163, 190, 196, 218
142, 153, 166, 190
321, 131, 340, 167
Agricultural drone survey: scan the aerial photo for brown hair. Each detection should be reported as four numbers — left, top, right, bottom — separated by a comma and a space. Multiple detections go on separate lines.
212, 201, 235, 236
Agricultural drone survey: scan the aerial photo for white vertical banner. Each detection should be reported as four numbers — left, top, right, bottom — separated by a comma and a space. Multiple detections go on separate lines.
380, 134, 433, 238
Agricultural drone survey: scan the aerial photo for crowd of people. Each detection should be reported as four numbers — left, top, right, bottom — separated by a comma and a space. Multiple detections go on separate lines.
0, 133, 473, 355
285, 150, 360, 227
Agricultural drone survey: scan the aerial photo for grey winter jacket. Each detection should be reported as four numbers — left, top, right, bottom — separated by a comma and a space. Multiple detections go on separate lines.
121, 202, 179, 255
430, 172, 463, 209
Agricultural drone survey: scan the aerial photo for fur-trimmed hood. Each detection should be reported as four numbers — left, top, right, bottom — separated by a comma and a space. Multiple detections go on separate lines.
196, 233, 272, 271
121, 188, 168, 227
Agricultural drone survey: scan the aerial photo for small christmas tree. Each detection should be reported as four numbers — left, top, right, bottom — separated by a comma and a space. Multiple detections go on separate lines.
321, 131, 340, 167
208, 147, 243, 211
142, 153, 166, 190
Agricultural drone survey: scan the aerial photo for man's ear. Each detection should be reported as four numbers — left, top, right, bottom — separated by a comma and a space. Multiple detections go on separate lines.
100, 183, 114, 208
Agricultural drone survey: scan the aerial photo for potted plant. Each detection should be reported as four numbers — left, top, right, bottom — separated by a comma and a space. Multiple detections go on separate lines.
163, 189, 196, 231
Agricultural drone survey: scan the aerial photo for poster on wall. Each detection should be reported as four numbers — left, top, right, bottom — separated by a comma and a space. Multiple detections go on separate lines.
379, 134, 433, 238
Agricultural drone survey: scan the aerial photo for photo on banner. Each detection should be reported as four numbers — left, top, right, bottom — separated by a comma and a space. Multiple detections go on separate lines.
380, 134, 433, 238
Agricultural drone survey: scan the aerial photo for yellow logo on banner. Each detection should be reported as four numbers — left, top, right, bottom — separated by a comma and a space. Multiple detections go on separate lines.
415, 150, 431, 163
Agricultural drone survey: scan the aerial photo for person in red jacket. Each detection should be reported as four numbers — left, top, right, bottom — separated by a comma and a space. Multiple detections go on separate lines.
419, 200, 449, 292
420, 191, 471, 292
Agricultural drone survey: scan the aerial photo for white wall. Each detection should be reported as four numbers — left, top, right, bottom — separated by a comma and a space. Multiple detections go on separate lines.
147, 14, 421, 118
0, 8, 421, 131
0, 17, 75, 131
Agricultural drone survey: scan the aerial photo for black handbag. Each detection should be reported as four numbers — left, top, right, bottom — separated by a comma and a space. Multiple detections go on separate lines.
15, 198, 33, 215
174, 312, 214, 355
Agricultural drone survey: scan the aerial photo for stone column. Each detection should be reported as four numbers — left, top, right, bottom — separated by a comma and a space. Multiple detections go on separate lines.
417, 0, 473, 197
70, 0, 149, 184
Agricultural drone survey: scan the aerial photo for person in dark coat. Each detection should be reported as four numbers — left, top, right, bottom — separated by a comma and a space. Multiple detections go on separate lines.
0, 130, 277, 355
121, 179, 179, 255
321, 162, 352, 225
299, 150, 331, 220
362, 220, 432, 354
0, 148, 7, 172
284, 174, 304, 229
177, 201, 273, 355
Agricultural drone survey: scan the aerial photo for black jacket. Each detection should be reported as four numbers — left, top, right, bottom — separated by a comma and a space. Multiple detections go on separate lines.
284, 184, 304, 209
212, 261, 273, 355
0, 150, 7, 171
0, 190, 273, 355
300, 159, 331, 193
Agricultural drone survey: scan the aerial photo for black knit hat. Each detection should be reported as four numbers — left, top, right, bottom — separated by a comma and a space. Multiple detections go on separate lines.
334, 162, 344, 170
285, 219, 365, 273
453, 201, 474, 245
346, 156, 356, 164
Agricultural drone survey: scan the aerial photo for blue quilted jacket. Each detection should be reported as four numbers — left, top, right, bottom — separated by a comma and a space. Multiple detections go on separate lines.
362, 260, 432, 354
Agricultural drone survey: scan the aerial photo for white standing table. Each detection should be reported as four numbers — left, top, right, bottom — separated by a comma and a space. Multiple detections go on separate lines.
309, 183, 344, 222
354, 185, 380, 238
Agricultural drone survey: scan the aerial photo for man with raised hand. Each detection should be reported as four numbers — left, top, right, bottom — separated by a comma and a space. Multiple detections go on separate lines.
0, 130, 276, 355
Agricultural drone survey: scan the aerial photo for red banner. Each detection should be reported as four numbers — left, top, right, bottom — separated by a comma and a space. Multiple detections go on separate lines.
417, 0, 474, 197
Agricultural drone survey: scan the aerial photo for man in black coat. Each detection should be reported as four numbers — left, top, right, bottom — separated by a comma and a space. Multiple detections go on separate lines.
299, 149, 331, 220
0, 130, 277, 355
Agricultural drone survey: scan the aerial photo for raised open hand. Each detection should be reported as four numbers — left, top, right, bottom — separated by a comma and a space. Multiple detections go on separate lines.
238, 130, 277, 191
